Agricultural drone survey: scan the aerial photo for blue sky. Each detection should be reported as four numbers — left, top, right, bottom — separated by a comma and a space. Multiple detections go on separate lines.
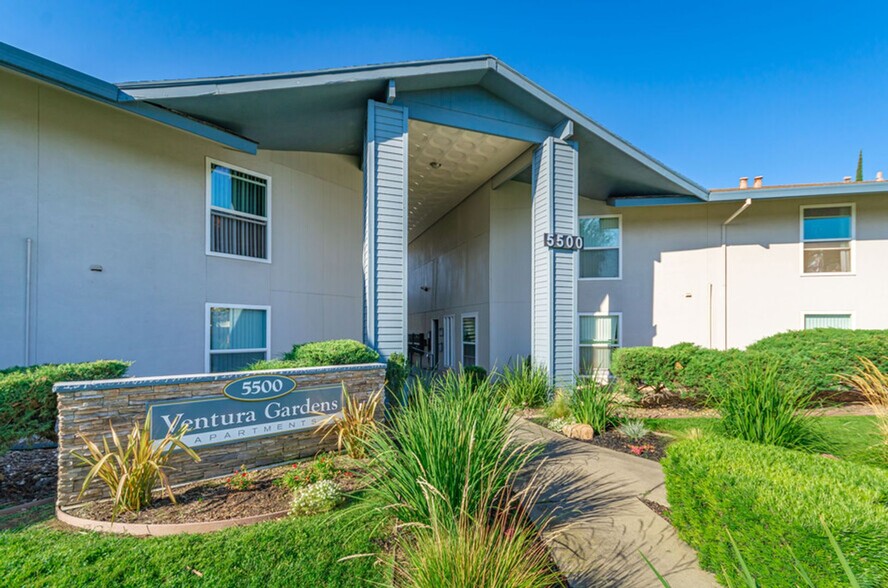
3, 1, 886, 188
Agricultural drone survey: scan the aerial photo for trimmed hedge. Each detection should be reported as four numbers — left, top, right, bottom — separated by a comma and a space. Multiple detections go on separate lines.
0, 360, 130, 451
612, 329, 888, 398
663, 436, 888, 586
247, 339, 380, 370
749, 328, 888, 394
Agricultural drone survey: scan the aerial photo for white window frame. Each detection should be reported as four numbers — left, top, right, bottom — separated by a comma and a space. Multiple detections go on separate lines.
799, 203, 855, 276
205, 303, 272, 373
576, 312, 622, 377
442, 315, 455, 369
578, 214, 622, 281
801, 311, 855, 330
206, 158, 273, 264
460, 312, 479, 367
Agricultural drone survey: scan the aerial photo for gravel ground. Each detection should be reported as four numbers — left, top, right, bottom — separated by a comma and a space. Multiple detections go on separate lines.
0, 448, 57, 508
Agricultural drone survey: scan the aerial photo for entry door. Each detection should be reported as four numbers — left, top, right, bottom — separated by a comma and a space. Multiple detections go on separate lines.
442, 315, 455, 368
430, 319, 440, 369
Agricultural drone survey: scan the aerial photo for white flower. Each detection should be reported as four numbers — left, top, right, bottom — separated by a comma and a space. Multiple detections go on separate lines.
289, 480, 344, 516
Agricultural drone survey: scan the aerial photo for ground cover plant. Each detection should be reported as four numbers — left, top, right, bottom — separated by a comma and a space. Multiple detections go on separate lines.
274, 454, 338, 491
497, 357, 551, 409
662, 435, 888, 586
0, 497, 391, 587
247, 339, 379, 370
0, 360, 130, 452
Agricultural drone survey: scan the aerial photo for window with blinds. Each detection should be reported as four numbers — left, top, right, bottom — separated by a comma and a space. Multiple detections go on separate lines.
578, 314, 620, 376
580, 216, 621, 279
461, 314, 478, 367
804, 314, 852, 330
801, 205, 853, 274
208, 306, 269, 372
209, 162, 270, 260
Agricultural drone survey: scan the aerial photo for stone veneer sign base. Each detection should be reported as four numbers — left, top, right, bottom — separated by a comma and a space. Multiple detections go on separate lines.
54, 363, 386, 508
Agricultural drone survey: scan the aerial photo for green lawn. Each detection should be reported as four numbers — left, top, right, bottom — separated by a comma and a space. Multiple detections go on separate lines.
647, 415, 885, 467
0, 497, 391, 588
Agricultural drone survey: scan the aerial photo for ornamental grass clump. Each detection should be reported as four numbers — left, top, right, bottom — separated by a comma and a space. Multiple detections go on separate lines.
363, 369, 532, 527
395, 479, 559, 588
710, 361, 824, 451
839, 358, 888, 461
569, 378, 620, 434
72, 416, 199, 516
497, 357, 551, 409
314, 385, 383, 459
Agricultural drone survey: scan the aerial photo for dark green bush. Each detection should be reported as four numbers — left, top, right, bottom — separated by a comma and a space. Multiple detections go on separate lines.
462, 365, 487, 386
385, 352, 409, 405
0, 360, 130, 451
247, 339, 380, 370
749, 328, 888, 393
611, 343, 701, 394
674, 348, 774, 396
663, 436, 888, 587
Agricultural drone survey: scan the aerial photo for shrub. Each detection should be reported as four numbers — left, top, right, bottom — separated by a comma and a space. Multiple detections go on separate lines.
72, 416, 200, 516
749, 328, 888, 394
710, 361, 824, 451
315, 385, 383, 459
275, 455, 338, 491
463, 364, 488, 387
363, 370, 530, 527
496, 357, 551, 409
247, 339, 379, 370
289, 480, 344, 516
663, 436, 888, 586
673, 348, 770, 397
385, 352, 409, 405
569, 379, 620, 434
0, 360, 130, 451
611, 343, 699, 394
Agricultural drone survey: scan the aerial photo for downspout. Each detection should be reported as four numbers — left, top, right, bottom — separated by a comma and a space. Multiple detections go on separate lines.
721, 199, 752, 350
24, 238, 33, 365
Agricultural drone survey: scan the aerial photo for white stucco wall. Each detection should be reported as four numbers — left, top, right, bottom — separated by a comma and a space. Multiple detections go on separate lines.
0, 70, 364, 375
579, 194, 888, 350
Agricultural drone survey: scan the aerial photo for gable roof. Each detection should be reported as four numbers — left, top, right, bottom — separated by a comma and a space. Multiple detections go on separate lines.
119, 56, 709, 201
0, 42, 257, 154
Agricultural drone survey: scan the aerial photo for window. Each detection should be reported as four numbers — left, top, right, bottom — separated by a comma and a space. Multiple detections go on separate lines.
208, 160, 271, 261
461, 314, 478, 367
579, 216, 621, 279
801, 205, 853, 274
578, 314, 620, 375
804, 313, 852, 330
207, 305, 269, 372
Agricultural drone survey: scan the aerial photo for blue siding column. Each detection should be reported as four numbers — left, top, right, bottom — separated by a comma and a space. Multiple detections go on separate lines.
530, 137, 578, 387
363, 100, 409, 359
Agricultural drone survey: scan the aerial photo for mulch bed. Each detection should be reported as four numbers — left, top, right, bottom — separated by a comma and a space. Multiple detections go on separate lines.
70, 458, 364, 525
589, 430, 670, 462
0, 448, 58, 508
638, 497, 670, 522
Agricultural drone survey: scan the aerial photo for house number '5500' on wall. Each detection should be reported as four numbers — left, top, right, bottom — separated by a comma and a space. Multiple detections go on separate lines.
544, 233, 584, 250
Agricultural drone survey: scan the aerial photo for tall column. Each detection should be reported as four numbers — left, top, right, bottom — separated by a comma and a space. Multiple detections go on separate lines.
363, 100, 409, 359
530, 137, 578, 387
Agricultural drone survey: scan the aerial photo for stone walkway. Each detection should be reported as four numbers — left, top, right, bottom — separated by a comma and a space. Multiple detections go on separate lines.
513, 419, 718, 588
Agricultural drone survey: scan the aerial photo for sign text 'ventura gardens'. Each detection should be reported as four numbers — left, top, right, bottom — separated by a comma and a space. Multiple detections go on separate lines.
148, 375, 342, 448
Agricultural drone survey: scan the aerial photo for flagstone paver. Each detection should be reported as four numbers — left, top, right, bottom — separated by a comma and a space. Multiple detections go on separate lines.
514, 418, 718, 588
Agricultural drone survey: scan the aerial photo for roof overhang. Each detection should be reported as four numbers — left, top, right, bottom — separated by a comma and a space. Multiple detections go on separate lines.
0, 42, 257, 154
120, 56, 709, 202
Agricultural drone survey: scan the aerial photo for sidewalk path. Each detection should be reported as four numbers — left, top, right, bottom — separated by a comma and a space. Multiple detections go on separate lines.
513, 418, 718, 588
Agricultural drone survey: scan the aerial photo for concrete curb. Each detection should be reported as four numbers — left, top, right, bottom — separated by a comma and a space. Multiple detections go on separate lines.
56, 506, 289, 536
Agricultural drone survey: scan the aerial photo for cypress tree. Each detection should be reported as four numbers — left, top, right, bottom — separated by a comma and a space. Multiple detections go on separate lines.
856, 149, 863, 182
